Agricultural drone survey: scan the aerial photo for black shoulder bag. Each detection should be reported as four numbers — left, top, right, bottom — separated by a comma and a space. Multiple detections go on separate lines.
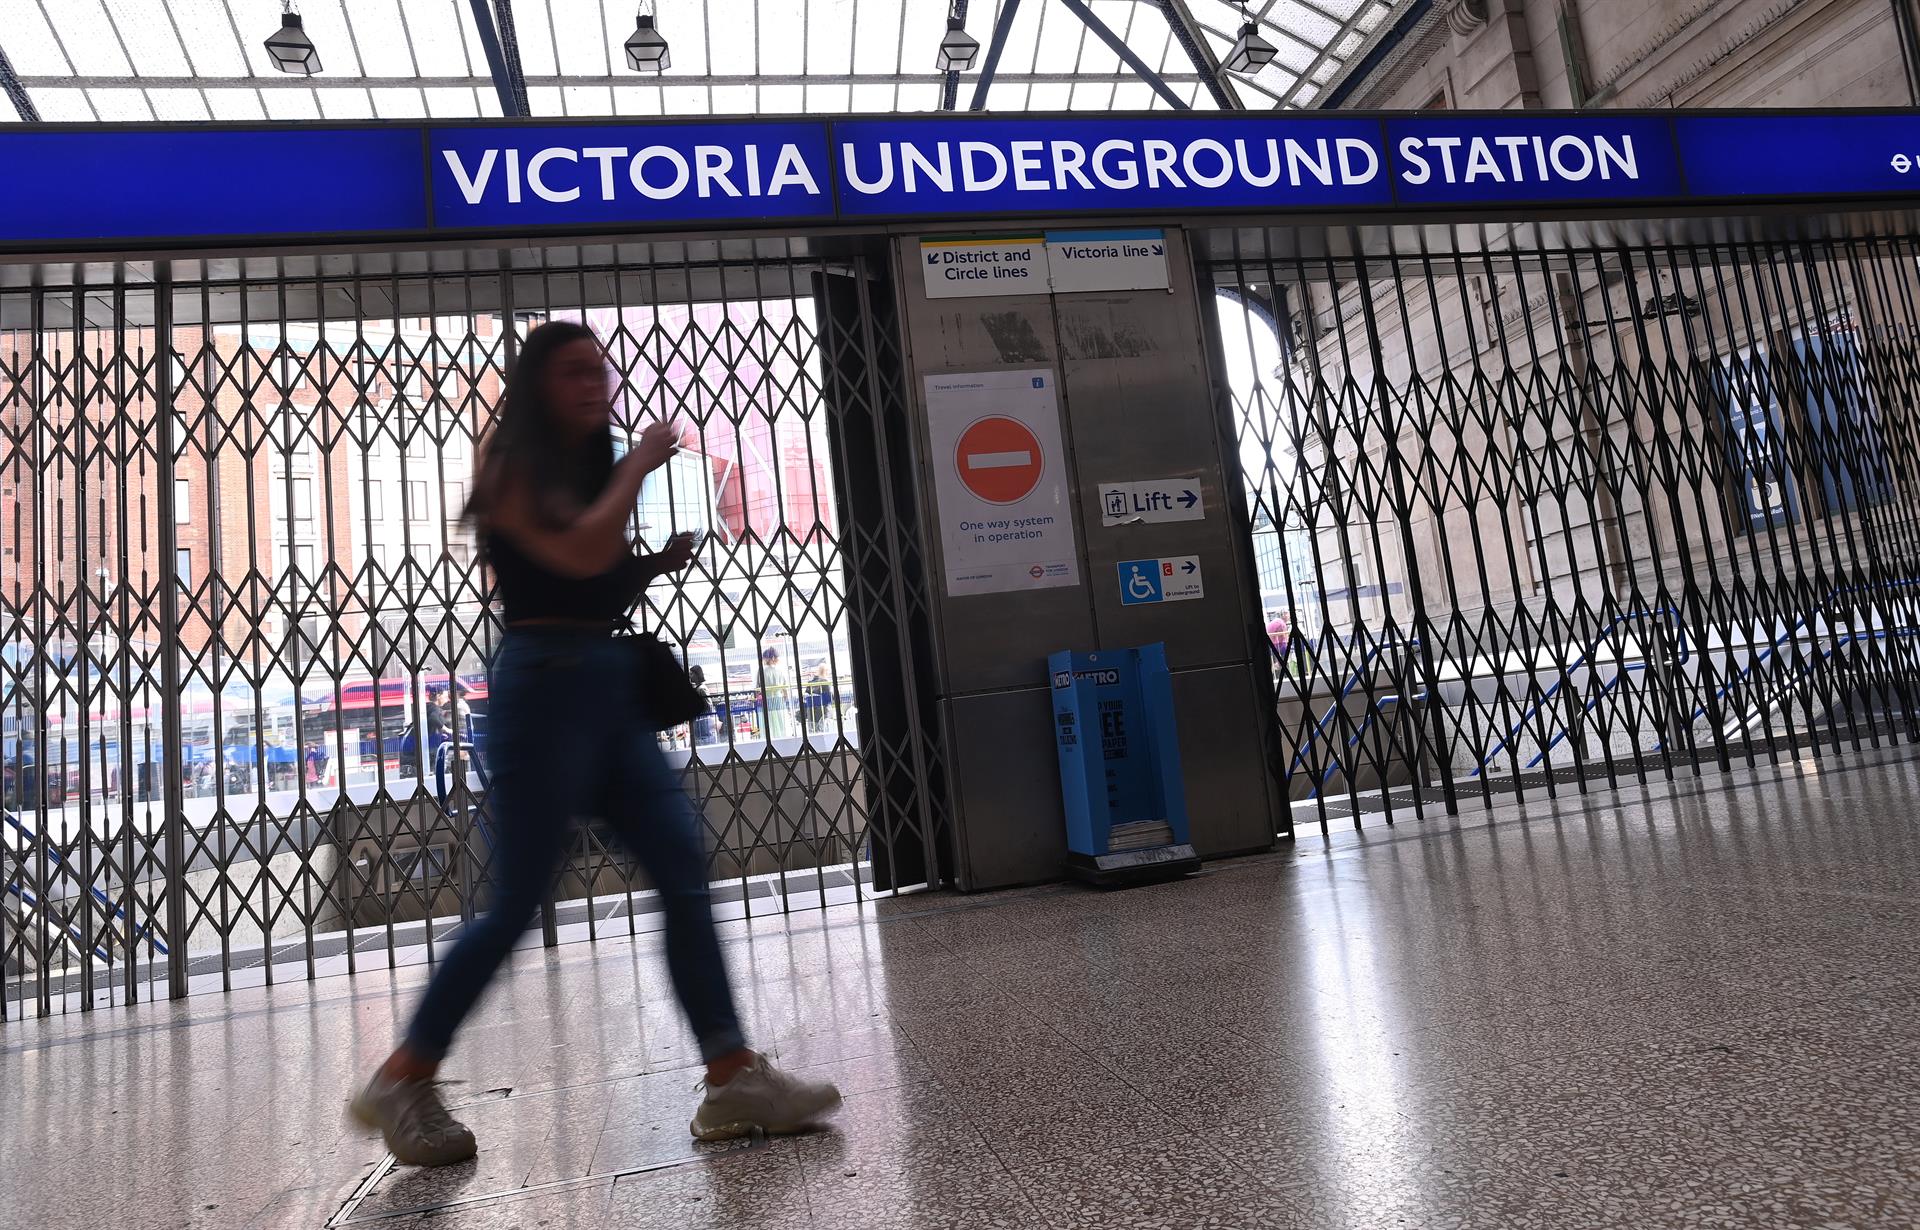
626, 632, 710, 729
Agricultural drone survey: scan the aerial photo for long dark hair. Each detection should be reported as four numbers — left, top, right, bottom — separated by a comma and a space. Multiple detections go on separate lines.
463, 319, 613, 528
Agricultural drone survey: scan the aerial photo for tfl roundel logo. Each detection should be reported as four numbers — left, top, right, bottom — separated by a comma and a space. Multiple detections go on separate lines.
1029, 565, 1045, 579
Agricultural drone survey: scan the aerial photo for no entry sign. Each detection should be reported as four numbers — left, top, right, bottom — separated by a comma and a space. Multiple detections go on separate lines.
955, 415, 1045, 505
924, 369, 1080, 597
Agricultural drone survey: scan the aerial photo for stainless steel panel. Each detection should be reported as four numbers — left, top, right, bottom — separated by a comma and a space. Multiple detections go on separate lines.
1171, 664, 1282, 859
942, 689, 1069, 890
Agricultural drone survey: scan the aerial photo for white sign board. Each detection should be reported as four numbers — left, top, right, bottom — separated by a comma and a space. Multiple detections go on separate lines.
1118, 556, 1204, 605
1045, 229, 1170, 294
920, 230, 1169, 299
925, 368, 1080, 596
1099, 477, 1206, 526
921, 235, 1046, 298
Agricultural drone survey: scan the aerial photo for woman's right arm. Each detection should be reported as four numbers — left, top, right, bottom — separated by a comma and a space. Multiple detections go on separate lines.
489, 421, 680, 579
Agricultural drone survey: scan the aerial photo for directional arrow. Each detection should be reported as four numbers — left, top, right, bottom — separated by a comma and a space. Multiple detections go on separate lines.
1178, 489, 1199, 509
1151, 244, 1165, 256
1181, 560, 1197, 574
926, 253, 940, 265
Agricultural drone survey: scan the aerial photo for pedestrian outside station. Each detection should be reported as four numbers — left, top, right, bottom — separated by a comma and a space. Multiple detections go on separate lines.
5, 2, 1920, 1228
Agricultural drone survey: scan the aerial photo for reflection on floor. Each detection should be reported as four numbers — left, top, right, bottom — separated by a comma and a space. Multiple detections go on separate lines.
8, 749, 1920, 1229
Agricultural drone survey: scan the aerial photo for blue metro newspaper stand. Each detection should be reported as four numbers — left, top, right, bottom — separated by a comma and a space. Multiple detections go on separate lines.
1049, 644, 1200, 885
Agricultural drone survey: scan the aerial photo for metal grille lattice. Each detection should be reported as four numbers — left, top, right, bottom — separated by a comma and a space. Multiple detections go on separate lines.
2, 245, 947, 1018
1212, 229, 1920, 834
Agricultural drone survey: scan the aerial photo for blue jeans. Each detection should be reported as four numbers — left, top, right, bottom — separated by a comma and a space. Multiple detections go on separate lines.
404, 628, 747, 1064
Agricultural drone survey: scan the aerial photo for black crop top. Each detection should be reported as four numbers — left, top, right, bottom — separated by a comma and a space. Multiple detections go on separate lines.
487, 530, 656, 624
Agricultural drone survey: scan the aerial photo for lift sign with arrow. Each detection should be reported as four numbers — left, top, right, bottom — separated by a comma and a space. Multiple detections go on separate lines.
1099, 477, 1206, 527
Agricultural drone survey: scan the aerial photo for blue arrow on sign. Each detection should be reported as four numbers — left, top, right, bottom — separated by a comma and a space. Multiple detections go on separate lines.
1178, 489, 1198, 509
926, 252, 939, 265
1181, 560, 1197, 574
1151, 244, 1164, 256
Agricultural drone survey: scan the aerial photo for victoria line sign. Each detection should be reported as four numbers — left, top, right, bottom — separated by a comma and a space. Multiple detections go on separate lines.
1, 109, 1917, 248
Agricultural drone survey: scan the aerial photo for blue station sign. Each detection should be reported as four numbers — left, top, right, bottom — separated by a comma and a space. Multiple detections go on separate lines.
0, 109, 1915, 248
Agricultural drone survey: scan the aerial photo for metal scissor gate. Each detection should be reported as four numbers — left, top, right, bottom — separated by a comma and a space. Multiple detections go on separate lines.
1, 240, 948, 1018
1210, 223, 1920, 832
11, 119, 1920, 1013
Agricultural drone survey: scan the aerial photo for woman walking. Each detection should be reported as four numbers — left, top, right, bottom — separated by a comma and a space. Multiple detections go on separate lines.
351, 321, 840, 1167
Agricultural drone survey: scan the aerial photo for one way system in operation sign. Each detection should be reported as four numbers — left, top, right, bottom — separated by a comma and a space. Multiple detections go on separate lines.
1100, 477, 1205, 526
925, 368, 1080, 596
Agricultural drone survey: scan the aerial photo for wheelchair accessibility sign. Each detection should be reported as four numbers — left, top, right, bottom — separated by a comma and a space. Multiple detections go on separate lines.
1118, 556, 1203, 605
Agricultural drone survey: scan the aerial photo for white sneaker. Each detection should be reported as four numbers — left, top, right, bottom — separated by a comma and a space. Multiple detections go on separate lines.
689, 1055, 843, 1141
349, 1073, 478, 1167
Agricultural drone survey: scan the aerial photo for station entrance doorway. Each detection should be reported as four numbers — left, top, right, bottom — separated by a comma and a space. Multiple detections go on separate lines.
1, 238, 947, 1018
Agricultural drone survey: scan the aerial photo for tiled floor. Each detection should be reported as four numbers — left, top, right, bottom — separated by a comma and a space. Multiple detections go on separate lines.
8, 749, 1920, 1229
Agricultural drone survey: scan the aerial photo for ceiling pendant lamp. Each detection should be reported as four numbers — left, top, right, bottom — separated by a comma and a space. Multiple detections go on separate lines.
1222, 2, 1276, 75
263, 2, 322, 76
625, 3, 671, 73
936, 7, 980, 72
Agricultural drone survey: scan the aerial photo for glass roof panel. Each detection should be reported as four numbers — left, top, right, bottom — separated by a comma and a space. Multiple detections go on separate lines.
148, 87, 214, 121
711, 84, 757, 115
2, 0, 1408, 123
10, 3, 74, 76
401, 2, 479, 77
852, 0, 902, 75
807, 0, 858, 77
759, 83, 805, 114
35, 90, 97, 123
48, 1, 133, 77
552, 0, 617, 77
757, 1, 806, 76
260, 89, 323, 121
164, 0, 251, 78
897, 3, 944, 77
87, 88, 153, 121
424, 85, 486, 116
344, 3, 419, 78
202, 88, 267, 121
316, 88, 377, 120
850, 83, 896, 114
1027, 81, 1072, 112
562, 84, 616, 116
367, 87, 427, 119
102, 0, 193, 77
609, 84, 660, 116
706, 2, 757, 76
664, 83, 718, 114
895, 81, 940, 111
1033, 4, 1091, 81
515, 2, 562, 76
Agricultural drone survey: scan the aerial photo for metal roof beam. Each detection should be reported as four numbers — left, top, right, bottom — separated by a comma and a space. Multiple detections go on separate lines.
26, 70, 1219, 92
467, 0, 530, 117
1315, 0, 1432, 108
968, 0, 1025, 111
1057, 0, 1190, 110
1278, 0, 1396, 107
1158, 0, 1241, 109
0, 40, 39, 121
